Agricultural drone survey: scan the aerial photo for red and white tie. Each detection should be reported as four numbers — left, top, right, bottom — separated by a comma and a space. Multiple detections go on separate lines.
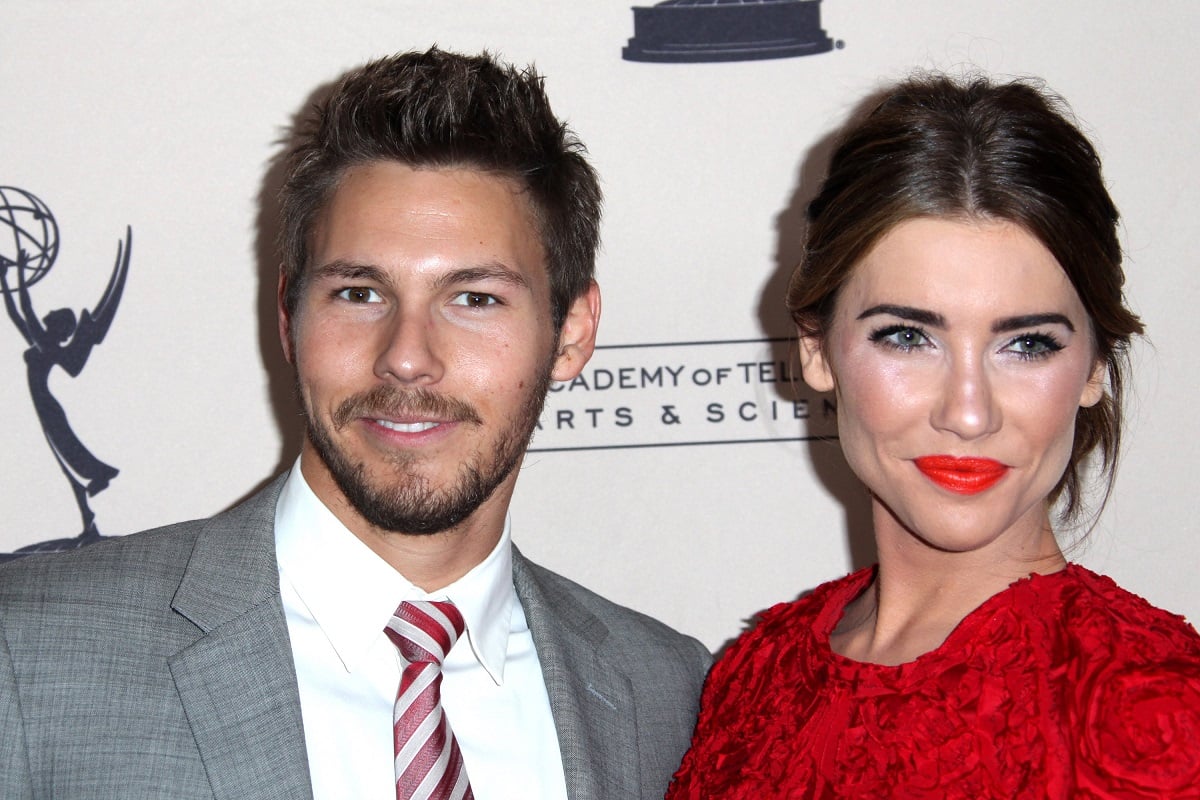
384, 600, 474, 800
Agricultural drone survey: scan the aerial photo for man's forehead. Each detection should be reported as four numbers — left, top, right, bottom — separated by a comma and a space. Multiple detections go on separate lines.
300, 162, 551, 290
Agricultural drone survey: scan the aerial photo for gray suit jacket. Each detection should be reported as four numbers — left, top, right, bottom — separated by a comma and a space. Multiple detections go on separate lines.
0, 477, 710, 799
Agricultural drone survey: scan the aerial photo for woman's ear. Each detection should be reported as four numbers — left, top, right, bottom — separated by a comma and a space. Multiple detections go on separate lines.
797, 332, 835, 393
1079, 358, 1107, 408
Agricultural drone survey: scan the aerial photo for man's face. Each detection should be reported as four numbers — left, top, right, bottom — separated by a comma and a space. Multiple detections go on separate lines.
280, 161, 597, 540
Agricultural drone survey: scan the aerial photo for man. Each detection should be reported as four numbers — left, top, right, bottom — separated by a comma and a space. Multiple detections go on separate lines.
0, 48, 710, 800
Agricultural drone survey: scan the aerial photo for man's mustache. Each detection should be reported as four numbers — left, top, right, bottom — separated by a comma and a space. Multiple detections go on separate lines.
331, 385, 482, 429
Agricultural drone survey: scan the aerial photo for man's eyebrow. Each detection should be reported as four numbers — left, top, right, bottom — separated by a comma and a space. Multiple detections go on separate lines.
308, 260, 531, 292
992, 313, 1076, 333
430, 263, 531, 292
856, 304, 946, 327
310, 260, 389, 284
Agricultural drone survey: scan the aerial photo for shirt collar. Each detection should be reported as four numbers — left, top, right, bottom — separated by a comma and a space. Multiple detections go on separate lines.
274, 461, 515, 685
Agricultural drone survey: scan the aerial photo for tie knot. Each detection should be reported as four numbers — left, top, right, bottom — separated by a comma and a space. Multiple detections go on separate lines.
385, 600, 465, 665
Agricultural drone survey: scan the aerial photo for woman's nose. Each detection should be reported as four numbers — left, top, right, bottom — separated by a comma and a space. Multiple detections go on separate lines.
930, 354, 1001, 440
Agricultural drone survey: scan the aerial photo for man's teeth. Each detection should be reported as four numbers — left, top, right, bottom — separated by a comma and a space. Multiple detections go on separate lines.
376, 420, 440, 433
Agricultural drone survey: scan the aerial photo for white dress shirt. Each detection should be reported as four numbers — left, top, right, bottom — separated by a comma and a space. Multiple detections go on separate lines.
274, 464, 568, 800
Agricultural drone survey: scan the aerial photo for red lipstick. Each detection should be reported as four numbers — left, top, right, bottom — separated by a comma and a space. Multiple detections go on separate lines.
913, 455, 1008, 495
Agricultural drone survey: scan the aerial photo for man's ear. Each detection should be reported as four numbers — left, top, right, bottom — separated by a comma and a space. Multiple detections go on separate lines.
1079, 358, 1107, 408
551, 281, 601, 382
797, 332, 835, 393
278, 267, 295, 365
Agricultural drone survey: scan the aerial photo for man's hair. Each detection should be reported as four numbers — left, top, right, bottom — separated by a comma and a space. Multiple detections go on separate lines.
278, 47, 602, 329
787, 73, 1144, 522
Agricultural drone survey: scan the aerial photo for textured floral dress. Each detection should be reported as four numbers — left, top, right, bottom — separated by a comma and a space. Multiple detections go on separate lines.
668, 565, 1200, 799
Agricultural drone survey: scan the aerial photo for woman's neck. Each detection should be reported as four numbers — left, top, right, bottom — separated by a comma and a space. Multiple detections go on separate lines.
830, 501, 1066, 666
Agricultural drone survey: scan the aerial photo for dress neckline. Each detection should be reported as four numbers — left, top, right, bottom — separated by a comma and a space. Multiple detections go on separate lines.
814, 563, 1079, 679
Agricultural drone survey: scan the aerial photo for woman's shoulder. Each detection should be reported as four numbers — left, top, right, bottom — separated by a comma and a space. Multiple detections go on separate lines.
1052, 564, 1200, 658
707, 568, 873, 681
681, 569, 873, 761
1049, 566, 1200, 797
748, 567, 874, 643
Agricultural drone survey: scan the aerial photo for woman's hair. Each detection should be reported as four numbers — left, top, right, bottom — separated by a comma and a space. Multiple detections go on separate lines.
786, 73, 1144, 521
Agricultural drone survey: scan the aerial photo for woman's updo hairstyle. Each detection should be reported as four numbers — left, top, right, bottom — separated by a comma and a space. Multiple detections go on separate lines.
786, 74, 1144, 520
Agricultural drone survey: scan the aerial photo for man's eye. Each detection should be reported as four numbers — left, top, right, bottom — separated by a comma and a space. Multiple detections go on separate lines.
336, 287, 382, 303
450, 292, 498, 308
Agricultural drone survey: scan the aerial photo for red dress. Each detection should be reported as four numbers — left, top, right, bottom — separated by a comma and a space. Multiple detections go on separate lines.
668, 565, 1200, 799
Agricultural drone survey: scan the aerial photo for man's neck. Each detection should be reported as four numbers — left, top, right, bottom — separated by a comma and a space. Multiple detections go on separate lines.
297, 451, 513, 592
351, 513, 507, 592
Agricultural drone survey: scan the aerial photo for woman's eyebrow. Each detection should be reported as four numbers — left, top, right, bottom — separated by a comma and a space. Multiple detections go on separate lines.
992, 313, 1076, 334
856, 304, 945, 327
856, 305, 1077, 334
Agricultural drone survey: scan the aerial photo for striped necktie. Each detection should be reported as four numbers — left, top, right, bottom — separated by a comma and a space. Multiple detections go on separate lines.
384, 600, 474, 800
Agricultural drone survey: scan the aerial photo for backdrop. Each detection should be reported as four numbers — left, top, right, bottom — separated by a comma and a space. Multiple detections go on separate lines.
2, 0, 1196, 650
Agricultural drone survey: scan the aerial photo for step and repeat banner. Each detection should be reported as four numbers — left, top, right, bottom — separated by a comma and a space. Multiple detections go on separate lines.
2, 1, 1197, 648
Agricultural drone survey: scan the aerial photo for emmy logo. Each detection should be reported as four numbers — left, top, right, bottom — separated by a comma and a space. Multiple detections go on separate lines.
0, 186, 131, 558
623, 0, 838, 63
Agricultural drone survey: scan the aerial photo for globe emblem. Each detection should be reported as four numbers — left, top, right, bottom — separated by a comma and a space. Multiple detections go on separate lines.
0, 186, 60, 292
0, 184, 131, 558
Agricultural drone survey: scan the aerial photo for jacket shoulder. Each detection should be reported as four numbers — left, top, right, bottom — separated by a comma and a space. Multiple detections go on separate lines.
513, 551, 712, 674
0, 476, 284, 610
0, 518, 205, 606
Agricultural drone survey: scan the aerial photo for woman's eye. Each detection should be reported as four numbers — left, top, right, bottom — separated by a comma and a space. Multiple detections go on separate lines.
450, 292, 498, 308
336, 287, 382, 303
871, 326, 930, 350
1004, 334, 1063, 359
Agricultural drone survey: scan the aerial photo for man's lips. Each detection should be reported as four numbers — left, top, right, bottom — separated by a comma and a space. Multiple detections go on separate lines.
913, 455, 1009, 495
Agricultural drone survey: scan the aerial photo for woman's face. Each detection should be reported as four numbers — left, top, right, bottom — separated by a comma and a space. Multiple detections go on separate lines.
799, 217, 1105, 555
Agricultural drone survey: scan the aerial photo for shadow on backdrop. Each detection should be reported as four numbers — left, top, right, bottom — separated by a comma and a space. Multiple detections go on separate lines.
232, 78, 343, 510
761, 120, 876, 579
719, 93, 892, 656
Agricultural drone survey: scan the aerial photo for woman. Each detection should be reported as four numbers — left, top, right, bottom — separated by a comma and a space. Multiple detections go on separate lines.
668, 75, 1200, 798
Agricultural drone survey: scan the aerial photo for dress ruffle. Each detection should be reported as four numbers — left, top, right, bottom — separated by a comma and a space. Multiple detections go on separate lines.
668, 565, 1200, 799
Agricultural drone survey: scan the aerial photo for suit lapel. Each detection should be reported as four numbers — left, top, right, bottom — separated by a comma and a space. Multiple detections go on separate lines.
513, 551, 641, 800
168, 478, 314, 800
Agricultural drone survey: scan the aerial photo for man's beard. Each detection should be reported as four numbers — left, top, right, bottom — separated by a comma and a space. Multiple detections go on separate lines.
301, 361, 552, 535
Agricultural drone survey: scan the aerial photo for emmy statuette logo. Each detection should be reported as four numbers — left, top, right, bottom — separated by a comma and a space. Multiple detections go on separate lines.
623, 0, 840, 63
0, 186, 131, 561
